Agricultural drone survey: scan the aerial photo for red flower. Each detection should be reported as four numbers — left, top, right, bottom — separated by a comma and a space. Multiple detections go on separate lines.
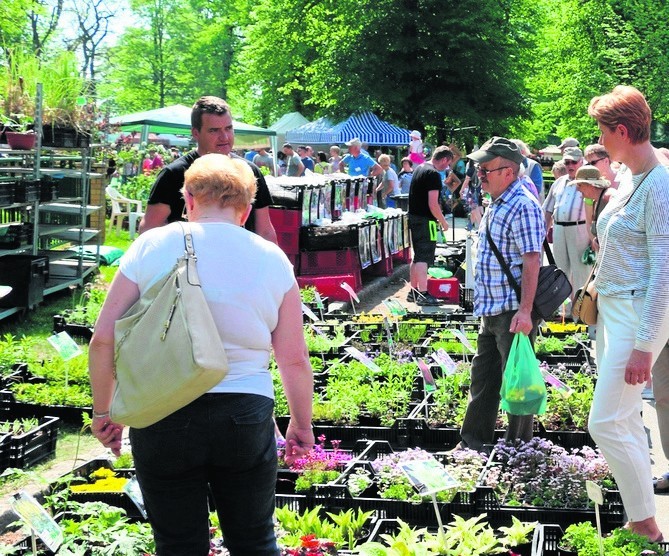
300, 534, 321, 549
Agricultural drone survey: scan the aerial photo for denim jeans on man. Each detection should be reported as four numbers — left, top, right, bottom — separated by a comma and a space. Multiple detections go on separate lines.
459, 310, 540, 451
130, 393, 279, 556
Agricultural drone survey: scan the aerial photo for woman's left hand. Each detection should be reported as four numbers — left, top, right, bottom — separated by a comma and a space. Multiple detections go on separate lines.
625, 349, 652, 385
91, 417, 124, 456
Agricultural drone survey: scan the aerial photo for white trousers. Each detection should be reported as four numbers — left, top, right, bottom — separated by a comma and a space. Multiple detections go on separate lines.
552, 223, 590, 296
589, 295, 669, 521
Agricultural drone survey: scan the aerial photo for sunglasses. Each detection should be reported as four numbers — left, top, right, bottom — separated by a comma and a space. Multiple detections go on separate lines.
564, 160, 580, 166
587, 157, 606, 166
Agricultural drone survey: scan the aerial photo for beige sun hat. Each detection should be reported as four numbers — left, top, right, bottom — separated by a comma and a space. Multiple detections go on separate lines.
569, 165, 610, 188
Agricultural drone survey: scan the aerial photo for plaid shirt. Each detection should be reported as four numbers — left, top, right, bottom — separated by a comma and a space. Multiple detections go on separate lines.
474, 180, 545, 317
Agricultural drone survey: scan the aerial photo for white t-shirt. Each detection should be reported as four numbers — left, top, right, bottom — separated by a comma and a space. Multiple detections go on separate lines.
119, 221, 296, 398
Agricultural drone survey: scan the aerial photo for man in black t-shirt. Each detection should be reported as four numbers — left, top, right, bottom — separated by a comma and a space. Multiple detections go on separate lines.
140, 96, 277, 243
406, 146, 453, 306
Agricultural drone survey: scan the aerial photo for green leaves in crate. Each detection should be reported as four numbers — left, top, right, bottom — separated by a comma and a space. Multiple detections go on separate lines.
312, 354, 418, 426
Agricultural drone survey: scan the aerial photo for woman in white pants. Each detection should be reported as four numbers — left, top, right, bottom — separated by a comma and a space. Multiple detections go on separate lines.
587, 86, 669, 542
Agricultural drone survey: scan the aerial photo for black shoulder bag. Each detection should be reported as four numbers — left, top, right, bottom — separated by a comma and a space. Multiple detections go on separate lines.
486, 230, 572, 320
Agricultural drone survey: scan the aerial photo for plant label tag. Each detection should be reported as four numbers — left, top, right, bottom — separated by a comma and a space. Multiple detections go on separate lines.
340, 282, 360, 303
541, 368, 573, 397
314, 291, 325, 310
309, 324, 328, 338
302, 303, 319, 322
383, 317, 394, 347
124, 476, 148, 519
344, 346, 383, 372
47, 331, 83, 361
451, 327, 476, 353
399, 457, 459, 496
11, 491, 63, 551
586, 480, 604, 506
431, 349, 457, 375
383, 298, 407, 317
416, 359, 436, 392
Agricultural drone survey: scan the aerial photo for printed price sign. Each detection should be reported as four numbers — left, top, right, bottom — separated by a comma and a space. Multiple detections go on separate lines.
344, 346, 383, 372
399, 457, 459, 496
47, 331, 82, 361
11, 491, 63, 552
431, 349, 458, 375
416, 359, 436, 393
450, 327, 476, 354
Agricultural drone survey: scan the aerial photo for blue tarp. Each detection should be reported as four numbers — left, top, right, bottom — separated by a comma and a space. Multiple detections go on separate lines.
286, 112, 410, 146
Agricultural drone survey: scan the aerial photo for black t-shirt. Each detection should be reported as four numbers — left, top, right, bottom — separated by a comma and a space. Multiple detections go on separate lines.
146, 150, 273, 232
408, 162, 442, 219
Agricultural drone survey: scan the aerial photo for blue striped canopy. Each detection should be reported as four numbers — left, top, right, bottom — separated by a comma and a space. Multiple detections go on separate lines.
328, 112, 410, 146
286, 112, 411, 146
285, 116, 335, 144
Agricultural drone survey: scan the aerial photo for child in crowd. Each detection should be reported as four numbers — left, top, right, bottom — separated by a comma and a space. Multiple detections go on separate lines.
409, 130, 425, 166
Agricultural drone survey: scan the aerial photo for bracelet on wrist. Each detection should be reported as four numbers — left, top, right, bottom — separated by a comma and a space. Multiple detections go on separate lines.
92, 411, 110, 419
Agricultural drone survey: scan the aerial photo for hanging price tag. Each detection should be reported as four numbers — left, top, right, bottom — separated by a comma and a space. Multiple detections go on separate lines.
416, 359, 437, 392
450, 327, 476, 354
344, 346, 383, 372
431, 349, 458, 375
541, 368, 574, 397
301, 303, 320, 322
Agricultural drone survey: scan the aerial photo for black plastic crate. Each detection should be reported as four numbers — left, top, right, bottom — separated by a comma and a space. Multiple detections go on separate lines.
300, 223, 361, 250
7, 415, 60, 470
13, 180, 40, 203
56, 457, 145, 520
471, 484, 623, 533
0, 254, 49, 309
0, 390, 92, 425
0, 182, 15, 206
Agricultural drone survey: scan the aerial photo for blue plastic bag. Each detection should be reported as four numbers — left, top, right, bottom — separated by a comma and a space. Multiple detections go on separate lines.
500, 334, 547, 416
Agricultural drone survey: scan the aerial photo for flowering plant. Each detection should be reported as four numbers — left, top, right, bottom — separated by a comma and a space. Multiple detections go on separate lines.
277, 436, 352, 492
281, 534, 338, 555
483, 437, 615, 508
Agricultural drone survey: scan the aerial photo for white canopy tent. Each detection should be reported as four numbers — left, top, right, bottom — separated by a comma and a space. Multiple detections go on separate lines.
109, 105, 278, 153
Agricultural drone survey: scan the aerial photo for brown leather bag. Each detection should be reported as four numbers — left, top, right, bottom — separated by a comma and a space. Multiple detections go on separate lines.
573, 265, 598, 325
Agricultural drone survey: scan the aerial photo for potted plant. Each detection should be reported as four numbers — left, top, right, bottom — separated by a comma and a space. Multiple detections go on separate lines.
1, 113, 36, 150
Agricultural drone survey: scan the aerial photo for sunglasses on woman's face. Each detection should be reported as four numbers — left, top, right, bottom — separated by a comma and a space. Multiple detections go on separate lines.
564, 160, 579, 166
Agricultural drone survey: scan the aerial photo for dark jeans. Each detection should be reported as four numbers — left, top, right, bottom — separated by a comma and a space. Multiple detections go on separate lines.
459, 310, 540, 451
129, 393, 279, 556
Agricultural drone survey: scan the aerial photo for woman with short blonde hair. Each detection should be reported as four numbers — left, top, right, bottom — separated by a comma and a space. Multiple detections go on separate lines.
587, 85, 669, 543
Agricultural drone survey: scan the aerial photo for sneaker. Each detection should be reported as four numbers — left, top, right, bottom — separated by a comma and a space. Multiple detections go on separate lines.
416, 292, 442, 306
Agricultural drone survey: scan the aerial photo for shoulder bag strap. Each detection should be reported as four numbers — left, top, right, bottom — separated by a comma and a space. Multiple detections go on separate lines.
486, 228, 522, 301
177, 222, 201, 287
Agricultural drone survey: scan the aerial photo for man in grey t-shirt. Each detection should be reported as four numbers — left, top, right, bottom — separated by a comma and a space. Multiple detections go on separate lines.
282, 143, 304, 177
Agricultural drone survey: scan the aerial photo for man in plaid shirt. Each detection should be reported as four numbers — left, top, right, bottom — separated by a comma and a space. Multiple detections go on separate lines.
457, 137, 545, 452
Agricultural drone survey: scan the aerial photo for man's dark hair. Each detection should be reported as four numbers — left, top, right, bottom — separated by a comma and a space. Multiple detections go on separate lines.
191, 96, 231, 131
283, 143, 293, 150
432, 146, 454, 162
